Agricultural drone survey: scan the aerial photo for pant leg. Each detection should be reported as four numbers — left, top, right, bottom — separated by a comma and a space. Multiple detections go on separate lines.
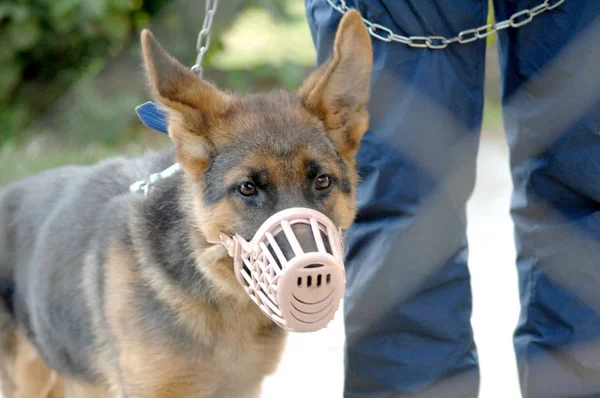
492, 1, 600, 397
305, 1, 488, 396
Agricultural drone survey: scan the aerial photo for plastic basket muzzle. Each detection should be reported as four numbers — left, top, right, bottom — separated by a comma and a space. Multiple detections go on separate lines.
222, 208, 345, 333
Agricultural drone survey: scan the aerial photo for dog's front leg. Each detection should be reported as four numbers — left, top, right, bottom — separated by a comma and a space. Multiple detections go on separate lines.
116, 347, 220, 398
0, 329, 59, 398
104, 246, 220, 398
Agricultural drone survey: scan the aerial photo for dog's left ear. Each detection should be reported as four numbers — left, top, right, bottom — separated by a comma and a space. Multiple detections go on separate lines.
299, 10, 372, 161
141, 29, 231, 176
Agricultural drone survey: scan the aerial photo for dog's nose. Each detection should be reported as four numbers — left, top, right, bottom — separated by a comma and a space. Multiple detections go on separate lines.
270, 223, 332, 268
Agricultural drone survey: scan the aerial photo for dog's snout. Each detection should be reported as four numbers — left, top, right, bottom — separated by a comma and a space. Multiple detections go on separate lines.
290, 223, 318, 254
270, 223, 332, 266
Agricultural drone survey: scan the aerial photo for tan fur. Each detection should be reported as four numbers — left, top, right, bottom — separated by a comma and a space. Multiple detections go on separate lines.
0, 329, 58, 398
292, 147, 358, 229
195, 194, 239, 245
53, 376, 110, 398
0, 328, 109, 398
104, 244, 286, 398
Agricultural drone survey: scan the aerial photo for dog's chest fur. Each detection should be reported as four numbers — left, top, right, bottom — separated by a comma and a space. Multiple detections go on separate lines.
97, 166, 287, 397
104, 242, 287, 396
102, 244, 287, 397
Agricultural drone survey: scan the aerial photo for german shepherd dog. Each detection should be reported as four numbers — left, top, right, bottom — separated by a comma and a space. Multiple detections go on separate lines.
0, 10, 371, 398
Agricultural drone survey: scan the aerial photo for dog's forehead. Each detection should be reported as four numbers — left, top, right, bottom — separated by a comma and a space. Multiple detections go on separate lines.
203, 91, 345, 188
221, 93, 334, 156
215, 129, 338, 179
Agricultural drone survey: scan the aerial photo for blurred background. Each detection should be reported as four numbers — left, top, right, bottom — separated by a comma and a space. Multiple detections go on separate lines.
0, 0, 505, 185
0, 0, 521, 396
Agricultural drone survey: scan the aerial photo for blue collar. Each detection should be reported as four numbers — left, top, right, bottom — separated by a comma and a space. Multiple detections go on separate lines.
135, 101, 169, 134
130, 101, 179, 195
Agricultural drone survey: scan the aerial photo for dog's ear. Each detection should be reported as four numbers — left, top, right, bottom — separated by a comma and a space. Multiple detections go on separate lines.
299, 10, 372, 162
141, 29, 230, 176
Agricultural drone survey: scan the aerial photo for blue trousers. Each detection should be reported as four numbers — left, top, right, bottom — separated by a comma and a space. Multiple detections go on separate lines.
305, 1, 600, 397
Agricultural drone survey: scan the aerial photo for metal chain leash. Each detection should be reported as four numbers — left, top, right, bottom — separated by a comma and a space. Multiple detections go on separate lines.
326, 0, 566, 49
132, 1, 220, 194
191, 0, 220, 78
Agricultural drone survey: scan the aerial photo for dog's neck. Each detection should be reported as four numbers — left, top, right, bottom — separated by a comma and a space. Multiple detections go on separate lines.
134, 172, 249, 305
128, 172, 284, 350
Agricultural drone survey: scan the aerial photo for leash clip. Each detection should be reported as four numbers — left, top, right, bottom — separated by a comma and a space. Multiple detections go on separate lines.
129, 180, 151, 195
219, 233, 236, 257
129, 163, 183, 196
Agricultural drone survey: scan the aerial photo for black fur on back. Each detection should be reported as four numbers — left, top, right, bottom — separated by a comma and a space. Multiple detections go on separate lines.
0, 147, 189, 381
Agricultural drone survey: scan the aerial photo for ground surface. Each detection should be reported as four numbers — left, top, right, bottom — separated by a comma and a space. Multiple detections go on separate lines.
262, 136, 522, 398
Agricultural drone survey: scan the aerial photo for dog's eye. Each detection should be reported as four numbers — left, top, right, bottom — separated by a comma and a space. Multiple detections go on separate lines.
315, 175, 332, 190
238, 182, 258, 196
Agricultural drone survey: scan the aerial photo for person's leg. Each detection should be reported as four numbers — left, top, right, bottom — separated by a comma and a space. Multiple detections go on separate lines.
492, 1, 600, 396
305, 1, 488, 396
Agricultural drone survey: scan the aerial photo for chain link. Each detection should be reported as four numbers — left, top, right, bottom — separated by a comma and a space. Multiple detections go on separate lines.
326, 0, 566, 49
188, 0, 565, 76
191, 0, 219, 79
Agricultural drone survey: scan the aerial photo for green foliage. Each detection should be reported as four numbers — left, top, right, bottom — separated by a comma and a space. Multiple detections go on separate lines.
0, 0, 169, 143
1, 0, 503, 153
211, 3, 315, 71
0, 0, 507, 189
0, 137, 169, 186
